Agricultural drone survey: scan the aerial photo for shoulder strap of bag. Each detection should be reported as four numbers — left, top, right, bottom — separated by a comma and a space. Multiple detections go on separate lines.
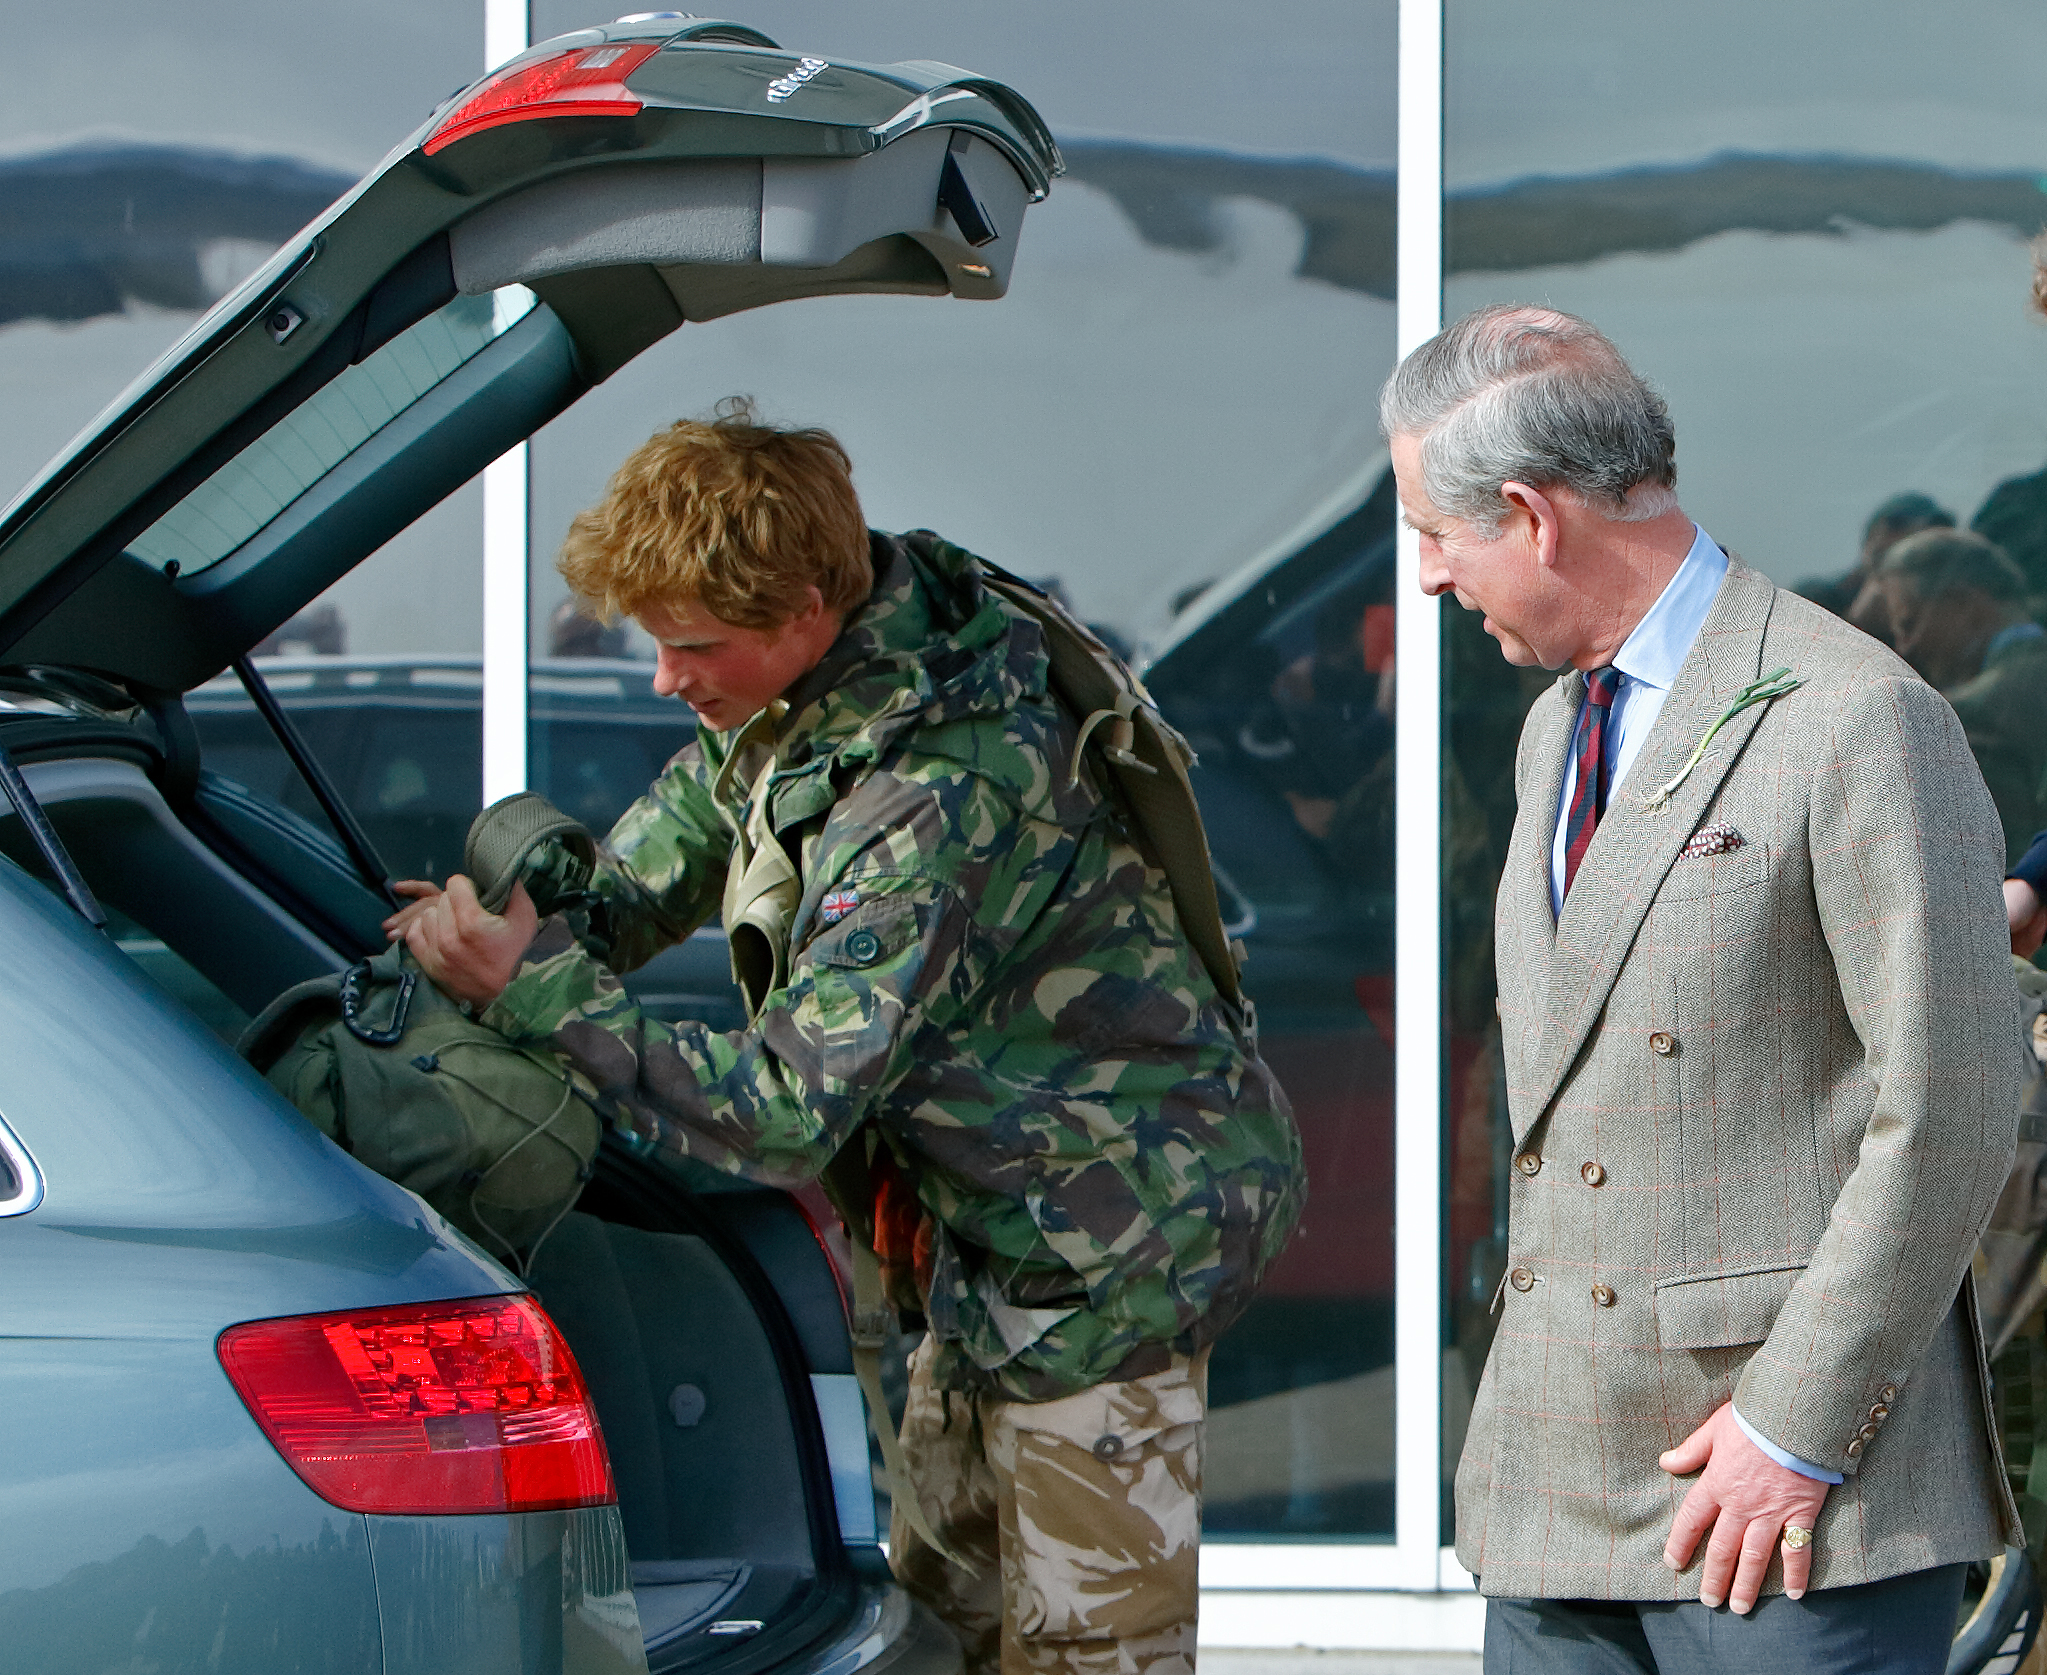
967, 553, 1245, 1011
819, 1134, 967, 1569
721, 746, 801, 1022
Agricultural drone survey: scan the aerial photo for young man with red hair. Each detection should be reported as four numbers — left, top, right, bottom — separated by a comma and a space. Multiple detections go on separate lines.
393, 402, 1303, 1675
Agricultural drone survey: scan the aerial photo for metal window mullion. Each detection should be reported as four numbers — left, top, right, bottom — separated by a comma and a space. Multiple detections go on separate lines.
482, 447, 529, 805
1394, 0, 1446, 1593
483, 0, 529, 76
480, 0, 531, 807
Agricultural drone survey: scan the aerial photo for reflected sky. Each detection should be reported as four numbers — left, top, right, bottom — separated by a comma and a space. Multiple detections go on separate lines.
1451, 221, 2047, 588
0, 2, 1396, 652
0, 0, 476, 172
8, 2, 2042, 634
531, 0, 1397, 165
524, 182, 1393, 645
1447, 0, 2047, 184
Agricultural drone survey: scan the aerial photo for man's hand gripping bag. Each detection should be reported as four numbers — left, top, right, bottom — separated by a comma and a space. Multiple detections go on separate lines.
237, 795, 603, 1269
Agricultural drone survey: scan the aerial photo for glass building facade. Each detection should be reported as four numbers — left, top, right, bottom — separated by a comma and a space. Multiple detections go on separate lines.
2, 0, 2045, 1648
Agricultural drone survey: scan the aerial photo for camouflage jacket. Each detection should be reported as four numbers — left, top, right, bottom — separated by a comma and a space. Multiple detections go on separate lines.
485, 532, 1303, 1398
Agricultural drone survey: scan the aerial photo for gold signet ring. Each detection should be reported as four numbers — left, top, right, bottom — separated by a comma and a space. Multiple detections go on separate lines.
1781, 1526, 1813, 1550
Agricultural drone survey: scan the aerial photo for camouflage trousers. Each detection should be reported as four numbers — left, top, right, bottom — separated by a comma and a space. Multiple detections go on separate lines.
889, 1337, 1207, 1675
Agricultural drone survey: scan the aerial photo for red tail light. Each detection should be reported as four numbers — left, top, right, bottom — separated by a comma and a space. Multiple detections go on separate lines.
217, 1294, 615, 1515
423, 42, 663, 156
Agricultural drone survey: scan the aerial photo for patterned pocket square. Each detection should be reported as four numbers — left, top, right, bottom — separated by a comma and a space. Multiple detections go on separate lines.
1679, 821, 1744, 859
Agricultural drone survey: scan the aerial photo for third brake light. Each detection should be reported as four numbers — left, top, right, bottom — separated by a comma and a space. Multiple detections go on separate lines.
423, 43, 662, 156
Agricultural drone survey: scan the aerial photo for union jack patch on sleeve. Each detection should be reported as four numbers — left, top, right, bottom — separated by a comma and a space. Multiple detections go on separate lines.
820, 887, 861, 924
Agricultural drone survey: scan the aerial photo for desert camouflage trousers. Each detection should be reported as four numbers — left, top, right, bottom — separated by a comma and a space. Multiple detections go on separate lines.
888, 1337, 1207, 1675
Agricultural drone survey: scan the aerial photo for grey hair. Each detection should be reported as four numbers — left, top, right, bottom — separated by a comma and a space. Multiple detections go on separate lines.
1378, 304, 1678, 536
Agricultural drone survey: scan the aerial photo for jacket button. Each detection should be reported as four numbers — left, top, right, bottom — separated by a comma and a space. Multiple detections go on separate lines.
1869, 1404, 1889, 1423
1509, 1266, 1536, 1292
1092, 1435, 1123, 1460
1591, 1283, 1617, 1307
1857, 1422, 1880, 1442
1516, 1153, 1542, 1177
1845, 1437, 1865, 1459
1581, 1161, 1607, 1187
1880, 1384, 1897, 1403
1649, 1031, 1676, 1056
844, 928, 882, 965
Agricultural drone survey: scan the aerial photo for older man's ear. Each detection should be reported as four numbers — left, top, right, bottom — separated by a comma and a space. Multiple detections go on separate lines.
1497, 480, 1566, 572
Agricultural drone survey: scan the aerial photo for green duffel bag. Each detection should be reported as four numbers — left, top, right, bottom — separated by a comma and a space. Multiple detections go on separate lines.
239, 942, 603, 1272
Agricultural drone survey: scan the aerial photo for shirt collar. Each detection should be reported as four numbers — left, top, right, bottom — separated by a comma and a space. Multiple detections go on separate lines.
1610, 525, 1729, 694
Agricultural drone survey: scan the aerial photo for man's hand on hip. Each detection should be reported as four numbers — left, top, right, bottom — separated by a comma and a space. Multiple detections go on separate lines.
2006, 877, 2047, 959
397, 874, 537, 1011
1660, 1400, 1829, 1612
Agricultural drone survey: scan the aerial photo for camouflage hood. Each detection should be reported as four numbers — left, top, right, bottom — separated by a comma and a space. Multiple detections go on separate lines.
764, 531, 1079, 829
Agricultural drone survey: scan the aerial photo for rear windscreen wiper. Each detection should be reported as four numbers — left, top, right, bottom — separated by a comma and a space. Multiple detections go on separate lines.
0, 741, 107, 930
231, 656, 401, 912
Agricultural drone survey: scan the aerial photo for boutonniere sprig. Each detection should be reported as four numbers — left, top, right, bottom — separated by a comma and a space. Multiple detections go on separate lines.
1641, 667, 1804, 812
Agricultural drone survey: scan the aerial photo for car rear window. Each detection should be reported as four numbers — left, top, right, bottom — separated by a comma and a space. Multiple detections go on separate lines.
128, 286, 537, 580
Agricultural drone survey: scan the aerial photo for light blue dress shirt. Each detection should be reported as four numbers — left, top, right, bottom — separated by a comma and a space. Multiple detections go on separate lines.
1549, 525, 1729, 916
1735, 1406, 1843, 1485
1543, 525, 1842, 1487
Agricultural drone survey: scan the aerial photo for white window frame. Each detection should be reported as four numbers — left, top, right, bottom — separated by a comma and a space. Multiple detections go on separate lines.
480, 0, 531, 806
1391, 0, 1447, 1597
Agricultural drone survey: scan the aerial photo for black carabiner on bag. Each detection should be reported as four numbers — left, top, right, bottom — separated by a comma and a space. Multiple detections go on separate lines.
340, 960, 416, 1046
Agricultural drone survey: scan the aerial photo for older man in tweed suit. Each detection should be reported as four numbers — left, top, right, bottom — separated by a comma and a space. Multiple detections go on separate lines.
1384, 305, 2022, 1673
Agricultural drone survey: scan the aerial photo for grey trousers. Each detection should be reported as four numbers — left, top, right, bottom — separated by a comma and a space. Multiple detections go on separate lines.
1483, 1565, 1967, 1675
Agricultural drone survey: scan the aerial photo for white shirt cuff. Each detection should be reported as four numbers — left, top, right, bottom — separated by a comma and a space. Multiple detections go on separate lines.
1732, 1404, 1845, 1484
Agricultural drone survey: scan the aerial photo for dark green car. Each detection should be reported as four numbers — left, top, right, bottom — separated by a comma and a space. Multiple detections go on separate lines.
0, 17, 1056, 1673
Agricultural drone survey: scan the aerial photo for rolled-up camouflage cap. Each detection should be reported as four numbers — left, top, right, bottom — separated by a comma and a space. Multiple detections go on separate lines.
464, 791, 595, 914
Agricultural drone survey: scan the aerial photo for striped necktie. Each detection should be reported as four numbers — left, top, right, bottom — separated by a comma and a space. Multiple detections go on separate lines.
1561, 666, 1620, 898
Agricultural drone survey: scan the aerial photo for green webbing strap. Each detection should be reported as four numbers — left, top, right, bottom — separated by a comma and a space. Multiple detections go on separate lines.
722, 751, 800, 1018
712, 730, 965, 1563
464, 791, 596, 914
845, 1234, 966, 1569
820, 1131, 969, 1569
970, 557, 1246, 1013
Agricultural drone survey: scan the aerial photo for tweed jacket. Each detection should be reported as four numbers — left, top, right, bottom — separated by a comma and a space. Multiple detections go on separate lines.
1457, 563, 2024, 1600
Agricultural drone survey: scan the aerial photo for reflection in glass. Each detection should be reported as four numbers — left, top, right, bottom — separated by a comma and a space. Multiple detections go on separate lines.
105, 904, 250, 1045
1146, 477, 1398, 1535
187, 659, 484, 884
1874, 528, 2047, 866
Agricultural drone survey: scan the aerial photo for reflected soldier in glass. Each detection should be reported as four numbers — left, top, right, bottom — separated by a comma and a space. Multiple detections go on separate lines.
1793, 490, 1955, 647
547, 596, 630, 659
1235, 580, 1395, 854
1877, 528, 2047, 867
